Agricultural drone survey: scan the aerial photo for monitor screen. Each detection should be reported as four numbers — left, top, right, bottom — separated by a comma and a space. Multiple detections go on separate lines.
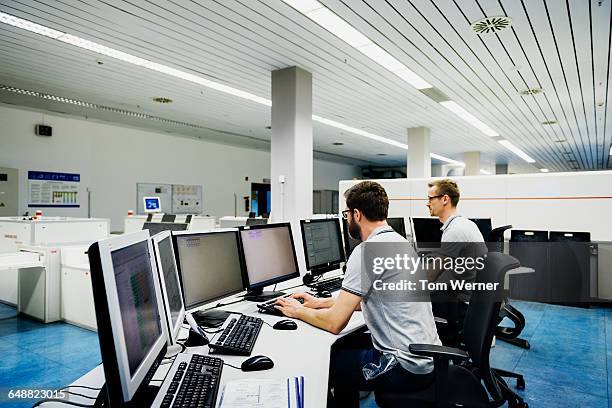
143, 222, 188, 236
174, 231, 245, 309
153, 233, 184, 343
469, 218, 492, 241
88, 231, 167, 406
341, 218, 362, 259
411, 217, 443, 249
239, 223, 299, 289
387, 217, 407, 238
301, 219, 345, 272
143, 196, 161, 213
111, 240, 163, 377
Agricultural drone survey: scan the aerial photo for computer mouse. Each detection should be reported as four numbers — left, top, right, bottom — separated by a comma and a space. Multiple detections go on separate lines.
316, 290, 332, 298
241, 355, 274, 372
273, 319, 298, 330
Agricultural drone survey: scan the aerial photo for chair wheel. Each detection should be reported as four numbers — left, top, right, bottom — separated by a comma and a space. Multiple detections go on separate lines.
516, 377, 525, 390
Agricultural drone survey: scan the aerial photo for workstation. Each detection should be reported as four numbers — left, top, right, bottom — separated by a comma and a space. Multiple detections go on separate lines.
1, 0, 612, 407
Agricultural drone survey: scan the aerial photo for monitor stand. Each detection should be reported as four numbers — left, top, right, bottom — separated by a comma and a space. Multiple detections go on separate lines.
244, 289, 286, 302
191, 309, 232, 328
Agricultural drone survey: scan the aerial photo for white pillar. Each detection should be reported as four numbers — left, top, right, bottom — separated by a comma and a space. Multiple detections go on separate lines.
407, 127, 431, 178
270, 66, 313, 223
463, 151, 481, 176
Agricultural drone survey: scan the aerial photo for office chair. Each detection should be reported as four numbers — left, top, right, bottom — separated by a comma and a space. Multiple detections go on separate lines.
375, 253, 528, 408
487, 226, 530, 350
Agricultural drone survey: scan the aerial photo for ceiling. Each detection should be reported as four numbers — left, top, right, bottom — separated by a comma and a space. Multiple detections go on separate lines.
0, 0, 610, 171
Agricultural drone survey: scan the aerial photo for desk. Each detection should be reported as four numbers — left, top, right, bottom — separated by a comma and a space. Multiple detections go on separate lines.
40, 273, 365, 408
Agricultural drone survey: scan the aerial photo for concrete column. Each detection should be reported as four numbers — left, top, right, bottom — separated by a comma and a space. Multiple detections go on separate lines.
463, 151, 481, 176
431, 164, 443, 177
496, 163, 509, 175
270, 66, 313, 224
407, 127, 431, 178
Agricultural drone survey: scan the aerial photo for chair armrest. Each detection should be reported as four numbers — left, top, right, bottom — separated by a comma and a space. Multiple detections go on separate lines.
434, 316, 448, 325
409, 344, 469, 362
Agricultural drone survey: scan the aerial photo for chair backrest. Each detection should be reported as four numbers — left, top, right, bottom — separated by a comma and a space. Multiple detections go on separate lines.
486, 225, 512, 253
462, 252, 520, 403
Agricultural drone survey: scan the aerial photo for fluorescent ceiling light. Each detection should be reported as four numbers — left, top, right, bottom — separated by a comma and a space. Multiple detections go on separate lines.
439, 101, 499, 137
356, 43, 404, 71
430, 153, 465, 166
540, 168, 549, 173
282, 1, 432, 90
282, 0, 323, 14
479, 169, 492, 175
498, 140, 536, 163
0, 12, 64, 38
312, 115, 407, 149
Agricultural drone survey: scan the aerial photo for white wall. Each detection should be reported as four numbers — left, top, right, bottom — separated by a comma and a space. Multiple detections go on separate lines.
0, 104, 361, 230
340, 171, 612, 241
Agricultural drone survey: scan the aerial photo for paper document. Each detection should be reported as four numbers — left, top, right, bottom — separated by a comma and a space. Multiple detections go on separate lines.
219, 377, 304, 408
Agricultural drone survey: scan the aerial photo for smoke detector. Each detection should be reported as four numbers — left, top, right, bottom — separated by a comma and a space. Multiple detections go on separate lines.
519, 88, 543, 96
470, 16, 513, 34
152, 97, 173, 104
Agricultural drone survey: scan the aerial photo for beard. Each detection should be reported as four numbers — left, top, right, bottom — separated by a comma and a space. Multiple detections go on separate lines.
348, 220, 362, 241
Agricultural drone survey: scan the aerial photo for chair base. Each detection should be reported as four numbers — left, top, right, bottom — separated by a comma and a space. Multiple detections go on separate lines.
498, 335, 530, 349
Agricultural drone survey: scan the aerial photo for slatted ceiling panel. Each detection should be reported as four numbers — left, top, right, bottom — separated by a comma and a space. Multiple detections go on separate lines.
414, 0, 560, 168
357, 0, 557, 167
521, 0, 591, 169
0, 1, 609, 169
499, 0, 582, 170
589, 0, 611, 168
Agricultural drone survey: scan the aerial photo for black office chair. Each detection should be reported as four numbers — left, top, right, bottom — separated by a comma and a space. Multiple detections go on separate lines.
486, 226, 530, 350
375, 253, 528, 408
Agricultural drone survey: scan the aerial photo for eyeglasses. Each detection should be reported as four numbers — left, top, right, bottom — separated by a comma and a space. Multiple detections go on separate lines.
427, 194, 445, 202
341, 209, 353, 219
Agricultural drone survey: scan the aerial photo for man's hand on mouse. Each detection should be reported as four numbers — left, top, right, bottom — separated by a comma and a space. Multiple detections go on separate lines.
274, 297, 304, 318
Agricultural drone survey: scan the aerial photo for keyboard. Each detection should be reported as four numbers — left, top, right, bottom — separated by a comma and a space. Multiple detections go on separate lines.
208, 313, 263, 356
308, 276, 343, 292
257, 294, 304, 316
151, 353, 222, 408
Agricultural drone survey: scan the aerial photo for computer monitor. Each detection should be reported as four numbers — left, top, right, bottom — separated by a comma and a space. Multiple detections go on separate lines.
410, 217, 443, 251
341, 218, 362, 259
161, 214, 176, 223
246, 217, 268, 226
143, 196, 161, 213
469, 218, 492, 241
142, 222, 188, 236
151, 231, 185, 348
87, 231, 167, 406
239, 223, 300, 301
300, 218, 345, 275
172, 230, 245, 323
387, 217, 407, 238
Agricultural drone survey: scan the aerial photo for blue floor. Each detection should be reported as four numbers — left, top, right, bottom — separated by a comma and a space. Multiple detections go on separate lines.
361, 299, 612, 407
1, 300, 611, 407
0, 303, 100, 408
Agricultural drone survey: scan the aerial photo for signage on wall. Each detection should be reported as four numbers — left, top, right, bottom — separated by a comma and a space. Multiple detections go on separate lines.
28, 171, 80, 208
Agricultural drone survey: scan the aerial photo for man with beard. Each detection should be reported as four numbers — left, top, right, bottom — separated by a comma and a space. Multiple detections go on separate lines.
275, 181, 440, 408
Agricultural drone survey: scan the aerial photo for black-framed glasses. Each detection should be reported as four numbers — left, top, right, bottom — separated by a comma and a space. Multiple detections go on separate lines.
427, 194, 444, 202
341, 209, 353, 219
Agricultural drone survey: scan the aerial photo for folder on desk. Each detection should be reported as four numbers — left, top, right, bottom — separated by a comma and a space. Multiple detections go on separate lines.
218, 376, 304, 408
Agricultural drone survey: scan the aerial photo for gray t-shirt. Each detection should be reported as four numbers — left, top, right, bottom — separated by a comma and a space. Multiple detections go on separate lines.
342, 225, 441, 374
433, 215, 488, 301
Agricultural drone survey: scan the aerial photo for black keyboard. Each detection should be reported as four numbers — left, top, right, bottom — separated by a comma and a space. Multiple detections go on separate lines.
309, 276, 343, 292
154, 354, 222, 408
257, 294, 304, 316
208, 314, 263, 356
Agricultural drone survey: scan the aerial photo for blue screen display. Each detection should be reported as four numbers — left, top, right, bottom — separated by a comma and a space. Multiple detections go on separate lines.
144, 198, 160, 210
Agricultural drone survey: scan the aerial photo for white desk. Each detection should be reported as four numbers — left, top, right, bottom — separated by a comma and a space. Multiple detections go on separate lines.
41, 273, 364, 408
